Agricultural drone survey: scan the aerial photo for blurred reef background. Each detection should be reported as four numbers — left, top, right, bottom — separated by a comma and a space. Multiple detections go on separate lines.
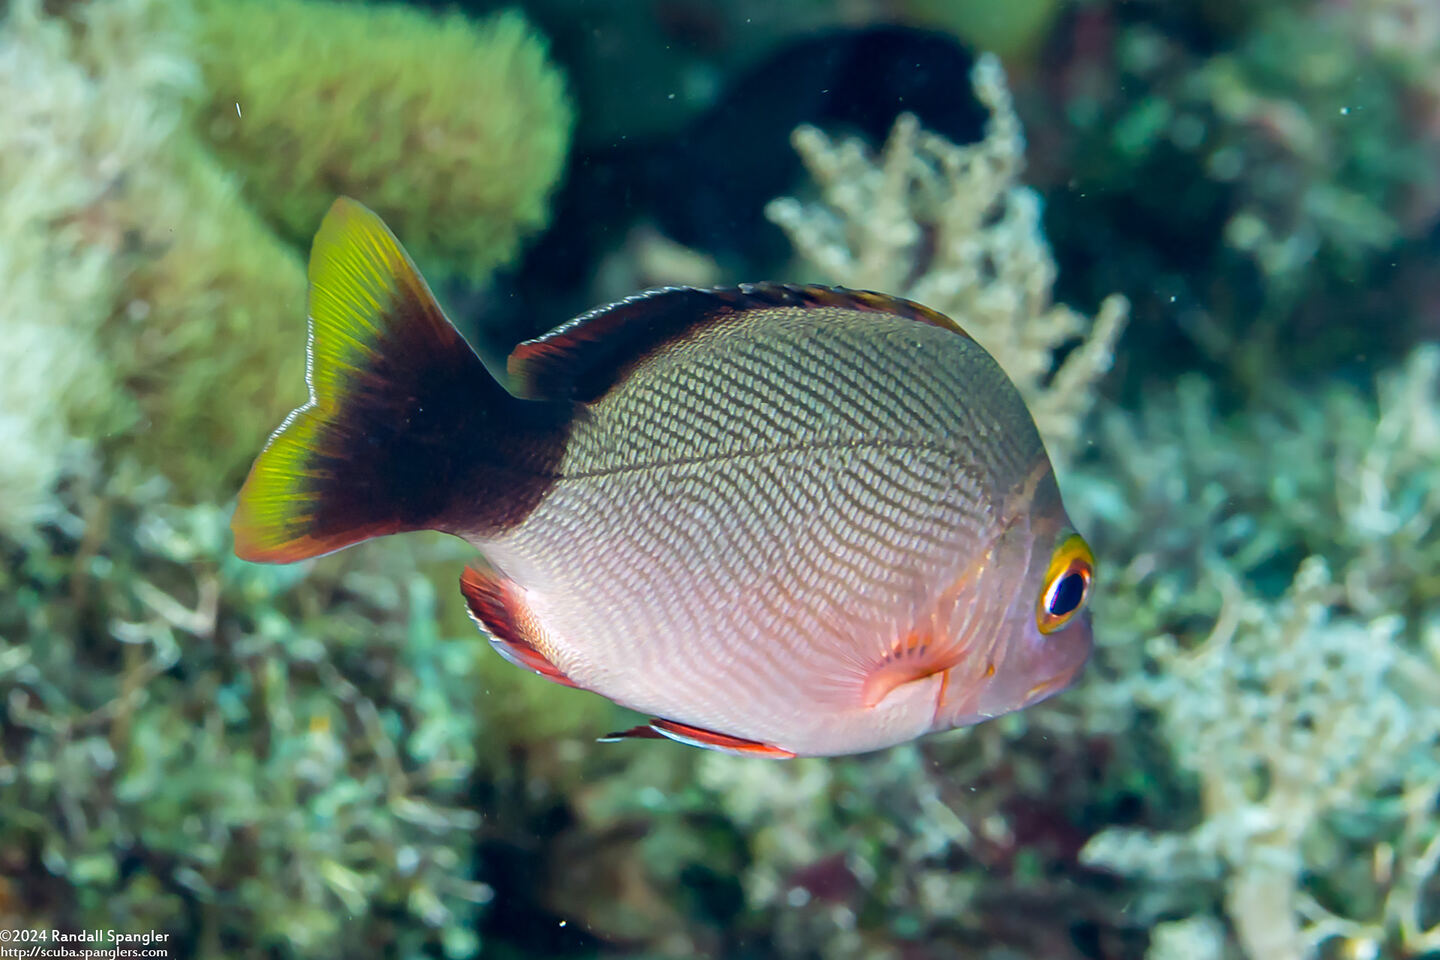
0, 0, 1437, 958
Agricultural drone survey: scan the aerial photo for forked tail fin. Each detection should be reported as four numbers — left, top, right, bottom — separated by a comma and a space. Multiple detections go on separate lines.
232, 198, 564, 563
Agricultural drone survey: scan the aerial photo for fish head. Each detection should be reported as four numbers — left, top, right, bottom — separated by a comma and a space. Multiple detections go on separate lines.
933, 472, 1095, 730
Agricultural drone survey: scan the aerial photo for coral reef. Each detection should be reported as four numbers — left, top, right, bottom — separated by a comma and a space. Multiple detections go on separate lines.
766, 54, 1128, 466
0, 0, 573, 953
193, 0, 572, 281
0, 460, 492, 956
1076, 346, 1440, 960
1040, 0, 1440, 391
1083, 556, 1440, 960
4, 0, 1438, 957
0, 0, 571, 507
0, 0, 166, 535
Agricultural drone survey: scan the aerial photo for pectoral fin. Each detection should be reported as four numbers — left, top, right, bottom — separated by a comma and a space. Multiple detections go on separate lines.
858, 547, 994, 708
860, 629, 965, 708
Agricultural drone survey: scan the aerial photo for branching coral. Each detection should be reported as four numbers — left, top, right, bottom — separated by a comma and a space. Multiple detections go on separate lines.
0, 470, 491, 956
1082, 559, 1439, 959
1076, 346, 1440, 960
766, 54, 1128, 465
1071, 346, 1440, 664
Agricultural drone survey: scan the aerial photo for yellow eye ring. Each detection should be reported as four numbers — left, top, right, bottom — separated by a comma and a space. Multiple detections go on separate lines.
1037, 534, 1094, 634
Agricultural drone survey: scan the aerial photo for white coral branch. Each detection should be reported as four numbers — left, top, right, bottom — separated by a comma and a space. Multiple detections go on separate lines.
766, 53, 1128, 466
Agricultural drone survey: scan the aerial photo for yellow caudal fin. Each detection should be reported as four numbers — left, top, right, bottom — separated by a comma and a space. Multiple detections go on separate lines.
232, 197, 513, 563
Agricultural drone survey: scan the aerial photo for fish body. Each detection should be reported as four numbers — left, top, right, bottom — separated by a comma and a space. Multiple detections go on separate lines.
233, 198, 1095, 758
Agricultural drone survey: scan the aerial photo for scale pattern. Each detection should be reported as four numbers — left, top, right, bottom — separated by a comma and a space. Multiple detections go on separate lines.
476, 306, 1048, 754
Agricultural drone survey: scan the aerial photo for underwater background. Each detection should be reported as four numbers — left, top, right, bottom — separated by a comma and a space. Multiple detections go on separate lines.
1, 0, 1437, 957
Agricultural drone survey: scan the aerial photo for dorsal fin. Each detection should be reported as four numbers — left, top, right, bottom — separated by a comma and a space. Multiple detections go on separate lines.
506, 282, 969, 403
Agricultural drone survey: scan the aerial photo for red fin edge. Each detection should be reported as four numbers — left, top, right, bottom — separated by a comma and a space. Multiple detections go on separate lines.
459, 567, 577, 688
598, 717, 795, 758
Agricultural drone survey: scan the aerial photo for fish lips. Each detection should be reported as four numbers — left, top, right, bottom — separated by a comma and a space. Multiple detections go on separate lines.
933, 608, 1094, 730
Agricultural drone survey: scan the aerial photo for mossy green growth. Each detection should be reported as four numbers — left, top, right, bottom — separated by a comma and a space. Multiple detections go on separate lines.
0, 0, 309, 506
1, 0, 573, 510
0, 0, 180, 532
193, 0, 573, 281
105, 136, 310, 502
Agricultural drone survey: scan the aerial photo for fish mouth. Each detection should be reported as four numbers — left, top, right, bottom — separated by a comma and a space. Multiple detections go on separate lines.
1023, 663, 1082, 705
936, 659, 1082, 728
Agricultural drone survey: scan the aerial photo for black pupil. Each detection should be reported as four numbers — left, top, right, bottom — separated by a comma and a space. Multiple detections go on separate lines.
1048, 571, 1086, 617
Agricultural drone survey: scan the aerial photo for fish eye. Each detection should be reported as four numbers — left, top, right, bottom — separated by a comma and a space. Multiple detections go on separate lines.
1036, 534, 1094, 634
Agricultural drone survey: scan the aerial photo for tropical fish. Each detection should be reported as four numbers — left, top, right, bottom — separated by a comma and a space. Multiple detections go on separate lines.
232, 197, 1096, 758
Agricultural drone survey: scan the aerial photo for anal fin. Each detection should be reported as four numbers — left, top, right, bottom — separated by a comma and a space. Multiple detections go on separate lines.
596, 724, 667, 743
599, 718, 795, 758
459, 566, 576, 688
